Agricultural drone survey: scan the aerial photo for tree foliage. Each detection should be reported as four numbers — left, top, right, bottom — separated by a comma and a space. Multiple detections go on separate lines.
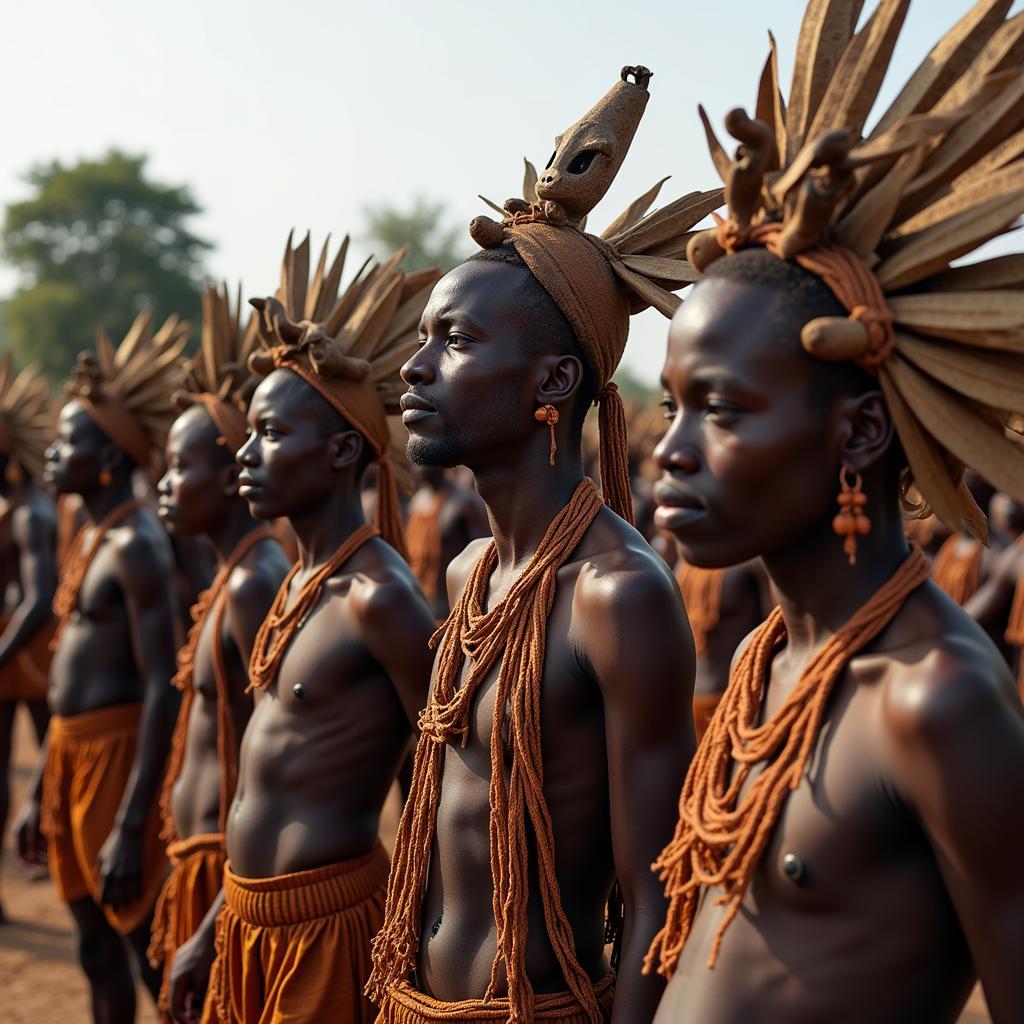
362, 196, 466, 273
1, 150, 210, 379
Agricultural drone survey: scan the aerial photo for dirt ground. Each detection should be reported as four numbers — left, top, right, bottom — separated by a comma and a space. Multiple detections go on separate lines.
0, 704, 994, 1023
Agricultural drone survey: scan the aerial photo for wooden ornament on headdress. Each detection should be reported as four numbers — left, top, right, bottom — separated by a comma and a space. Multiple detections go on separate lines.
471, 66, 724, 523
684, 0, 1024, 543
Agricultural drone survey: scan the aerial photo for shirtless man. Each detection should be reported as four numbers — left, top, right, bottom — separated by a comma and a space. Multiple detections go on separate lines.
647, 8, 1024, 1018
149, 290, 290, 1017
168, 238, 437, 1024
0, 362, 57, 918
17, 314, 188, 1022
369, 67, 707, 1023
405, 466, 488, 620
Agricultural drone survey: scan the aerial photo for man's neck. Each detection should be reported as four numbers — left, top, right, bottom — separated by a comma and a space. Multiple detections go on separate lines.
286, 483, 367, 569
763, 496, 910, 657
471, 443, 586, 573
205, 500, 267, 566
80, 476, 136, 525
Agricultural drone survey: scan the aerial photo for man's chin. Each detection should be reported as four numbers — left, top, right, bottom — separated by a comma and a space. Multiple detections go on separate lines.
406, 435, 461, 469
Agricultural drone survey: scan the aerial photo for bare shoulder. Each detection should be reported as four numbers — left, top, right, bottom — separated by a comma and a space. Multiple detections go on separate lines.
571, 506, 680, 617
342, 537, 432, 630
227, 538, 290, 609
446, 535, 492, 601
879, 584, 1021, 750
10, 493, 56, 545
112, 506, 172, 576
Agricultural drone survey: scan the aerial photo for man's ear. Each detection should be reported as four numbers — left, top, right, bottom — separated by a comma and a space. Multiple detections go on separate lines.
534, 353, 583, 411
835, 389, 895, 474
327, 429, 364, 471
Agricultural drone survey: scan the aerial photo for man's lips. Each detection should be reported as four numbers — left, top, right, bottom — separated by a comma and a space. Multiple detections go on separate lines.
400, 392, 437, 425
156, 502, 175, 520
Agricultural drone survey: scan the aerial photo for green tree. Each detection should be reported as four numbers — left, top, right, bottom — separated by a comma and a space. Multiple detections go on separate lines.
362, 197, 466, 273
2, 150, 210, 378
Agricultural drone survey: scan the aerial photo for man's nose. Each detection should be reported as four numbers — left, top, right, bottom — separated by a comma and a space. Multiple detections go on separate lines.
235, 434, 257, 466
401, 343, 436, 387
654, 414, 700, 474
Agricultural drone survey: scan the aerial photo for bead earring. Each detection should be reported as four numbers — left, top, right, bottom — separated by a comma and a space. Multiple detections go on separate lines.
534, 404, 560, 466
832, 466, 871, 566
99, 468, 113, 487
5, 462, 22, 486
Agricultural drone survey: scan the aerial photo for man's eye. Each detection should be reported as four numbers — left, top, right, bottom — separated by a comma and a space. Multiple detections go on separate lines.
447, 332, 471, 348
706, 400, 741, 419
658, 396, 676, 421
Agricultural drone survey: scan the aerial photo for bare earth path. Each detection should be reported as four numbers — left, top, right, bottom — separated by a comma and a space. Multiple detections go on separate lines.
0, 706, 992, 1022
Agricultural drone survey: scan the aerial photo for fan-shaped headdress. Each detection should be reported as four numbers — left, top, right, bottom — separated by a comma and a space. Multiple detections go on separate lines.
65, 312, 190, 467
469, 66, 723, 523
247, 232, 442, 558
0, 358, 54, 481
174, 283, 259, 452
685, 0, 1024, 542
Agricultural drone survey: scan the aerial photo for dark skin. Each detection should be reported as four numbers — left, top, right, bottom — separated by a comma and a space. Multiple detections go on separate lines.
156, 405, 289, 842
966, 494, 1024, 673
16, 400, 180, 1020
653, 276, 1024, 1023
671, 556, 767, 702
0, 459, 56, 912
167, 369, 436, 1023
408, 465, 489, 619
400, 259, 695, 1022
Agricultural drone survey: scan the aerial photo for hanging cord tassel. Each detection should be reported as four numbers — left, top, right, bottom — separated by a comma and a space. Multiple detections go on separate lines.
596, 383, 635, 526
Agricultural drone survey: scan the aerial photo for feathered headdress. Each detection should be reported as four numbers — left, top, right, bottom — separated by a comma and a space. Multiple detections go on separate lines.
0, 358, 54, 481
65, 312, 190, 468
248, 231, 442, 558
174, 283, 260, 452
686, 0, 1024, 542
469, 66, 723, 524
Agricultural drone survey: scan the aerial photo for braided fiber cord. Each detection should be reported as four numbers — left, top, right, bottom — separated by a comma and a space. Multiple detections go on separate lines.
368, 479, 606, 1023
50, 499, 143, 650
645, 547, 930, 978
247, 523, 378, 692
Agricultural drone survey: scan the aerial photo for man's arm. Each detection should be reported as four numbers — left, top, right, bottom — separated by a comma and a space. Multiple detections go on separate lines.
887, 643, 1024, 1023
0, 504, 57, 670
580, 553, 696, 1024
98, 522, 181, 908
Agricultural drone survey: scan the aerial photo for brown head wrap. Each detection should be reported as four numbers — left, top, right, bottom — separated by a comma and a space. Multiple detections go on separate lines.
248, 233, 442, 560
469, 66, 724, 523
65, 312, 190, 468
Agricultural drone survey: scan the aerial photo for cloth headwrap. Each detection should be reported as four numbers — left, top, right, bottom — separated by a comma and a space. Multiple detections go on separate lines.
502, 219, 635, 522
79, 396, 155, 468
193, 393, 249, 454
268, 346, 407, 560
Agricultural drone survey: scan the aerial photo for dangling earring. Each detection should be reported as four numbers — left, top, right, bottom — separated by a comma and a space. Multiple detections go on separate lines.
534, 404, 560, 466
99, 467, 113, 487
833, 466, 871, 566
5, 462, 23, 486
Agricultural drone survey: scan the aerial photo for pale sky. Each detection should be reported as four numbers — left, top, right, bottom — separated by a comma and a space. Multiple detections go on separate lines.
1, 0, 1015, 383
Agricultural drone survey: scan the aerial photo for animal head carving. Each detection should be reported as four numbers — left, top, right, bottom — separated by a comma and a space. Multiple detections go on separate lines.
535, 65, 652, 226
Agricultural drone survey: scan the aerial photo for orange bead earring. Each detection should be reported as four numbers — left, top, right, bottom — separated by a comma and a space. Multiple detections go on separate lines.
5, 462, 23, 486
833, 466, 871, 566
534, 404, 560, 466
99, 467, 113, 487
